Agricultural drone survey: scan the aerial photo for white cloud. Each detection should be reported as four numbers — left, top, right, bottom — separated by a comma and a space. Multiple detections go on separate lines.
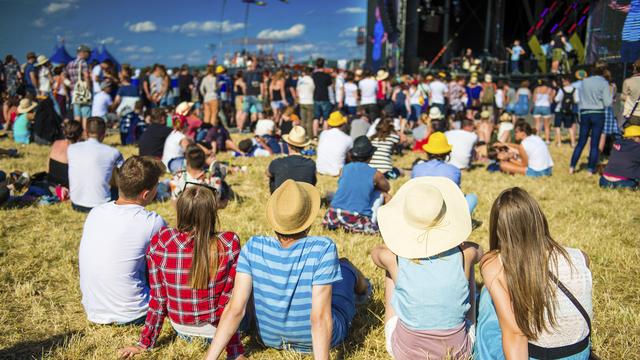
99, 37, 121, 45
127, 21, 157, 33
288, 44, 314, 53
139, 46, 154, 53
339, 26, 359, 38
170, 20, 244, 35
257, 24, 305, 40
119, 45, 154, 53
44, 2, 73, 14
32, 18, 46, 28
337, 7, 366, 14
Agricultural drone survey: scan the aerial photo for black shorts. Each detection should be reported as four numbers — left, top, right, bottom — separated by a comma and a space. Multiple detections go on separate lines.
554, 112, 575, 128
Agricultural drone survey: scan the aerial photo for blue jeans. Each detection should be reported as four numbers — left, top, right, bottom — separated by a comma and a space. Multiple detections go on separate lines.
314, 101, 333, 121
115, 315, 146, 326
526, 167, 553, 177
570, 111, 605, 172
510, 60, 520, 73
599, 176, 638, 190
330, 260, 358, 347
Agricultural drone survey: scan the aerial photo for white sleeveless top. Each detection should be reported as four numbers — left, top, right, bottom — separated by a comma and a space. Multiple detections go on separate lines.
530, 247, 592, 348
534, 91, 551, 107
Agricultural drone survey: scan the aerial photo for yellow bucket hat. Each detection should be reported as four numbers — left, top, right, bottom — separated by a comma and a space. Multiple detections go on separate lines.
623, 125, 640, 138
327, 111, 347, 127
422, 132, 452, 154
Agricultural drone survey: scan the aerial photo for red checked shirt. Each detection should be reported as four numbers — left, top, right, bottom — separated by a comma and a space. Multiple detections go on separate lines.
138, 227, 244, 359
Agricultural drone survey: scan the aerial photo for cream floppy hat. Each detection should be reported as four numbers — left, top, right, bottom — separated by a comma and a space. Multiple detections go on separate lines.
377, 177, 471, 259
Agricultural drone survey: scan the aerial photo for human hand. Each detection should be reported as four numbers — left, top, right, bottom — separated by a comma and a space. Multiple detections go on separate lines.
117, 345, 145, 359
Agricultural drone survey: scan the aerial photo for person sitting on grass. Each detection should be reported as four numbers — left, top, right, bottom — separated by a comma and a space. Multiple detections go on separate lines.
204, 180, 370, 360
495, 120, 554, 177
170, 145, 223, 204
412, 132, 478, 213
267, 125, 316, 193
599, 125, 640, 190
138, 108, 172, 159
68, 117, 124, 212
323, 136, 390, 234
118, 185, 245, 359
79, 156, 166, 326
316, 111, 353, 176
13, 98, 38, 144
48, 120, 82, 188
369, 117, 402, 179
161, 112, 193, 172
371, 177, 482, 360
476, 187, 593, 359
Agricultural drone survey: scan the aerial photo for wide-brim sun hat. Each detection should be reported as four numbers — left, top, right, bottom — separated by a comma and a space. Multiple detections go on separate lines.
623, 125, 640, 138
377, 177, 471, 259
36, 55, 49, 66
376, 69, 389, 81
17, 98, 38, 114
266, 179, 321, 235
176, 101, 194, 116
283, 126, 311, 148
422, 131, 452, 154
428, 107, 443, 120
327, 111, 347, 127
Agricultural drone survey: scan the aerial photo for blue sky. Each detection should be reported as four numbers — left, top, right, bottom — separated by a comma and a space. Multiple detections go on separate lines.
0, 0, 368, 66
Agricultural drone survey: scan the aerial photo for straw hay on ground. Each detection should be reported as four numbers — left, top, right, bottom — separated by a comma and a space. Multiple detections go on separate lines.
0, 134, 638, 359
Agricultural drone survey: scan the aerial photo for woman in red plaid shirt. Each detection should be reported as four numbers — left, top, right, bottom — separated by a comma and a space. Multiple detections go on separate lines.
118, 185, 246, 359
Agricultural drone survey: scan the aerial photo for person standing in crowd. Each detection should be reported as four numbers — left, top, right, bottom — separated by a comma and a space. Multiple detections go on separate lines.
391, 81, 410, 122
66, 45, 92, 126
296, 67, 315, 140
428, 72, 449, 115
446, 119, 478, 170
216, 65, 232, 125
269, 70, 287, 124
284, 70, 298, 109
312, 58, 333, 138
601, 69, 622, 152
507, 39, 526, 74
241, 59, 264, 130
267, 126, 316, 193
479, 74, 496, 120
204, 180, 370, 360
514, 80, 532, 118
359, 69, 379, 121
376, 69, 390, 111
323, 136, 390, 234
52, 65, 69, 118
570, 64, 613, 175
3, 55, 21, 97
476, 187, 592, 359
199, 65, 218, 125
554, 75, 580, 147
177, 65, 193, 104
448, 75, 467, 117
23, 52, 38, 96
233, 70, 246, 132
36, 55, 53, 99
532, 80, 556, 144
112, 67, 139, 117
466, 75, 482, 119
316, 111, 353, 176
79, 156, 166, 326
621, 59, 640, 125
68, 117, 124, 212
599, 125, 640, 189
343, 71, 359, 116
48, 120, 83, 188
550, 31, 568, 74
118, 185, 245, 359
497, 121, 554, 177
371, 177, 480, 360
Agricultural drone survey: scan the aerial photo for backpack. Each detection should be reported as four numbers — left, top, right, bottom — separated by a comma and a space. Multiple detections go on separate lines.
480, 84, 495, 105
71, 61, 91, 105
560, 88, 575, 115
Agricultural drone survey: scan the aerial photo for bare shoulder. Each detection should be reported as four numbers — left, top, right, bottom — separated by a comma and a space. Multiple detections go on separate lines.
480, 252, 502, 281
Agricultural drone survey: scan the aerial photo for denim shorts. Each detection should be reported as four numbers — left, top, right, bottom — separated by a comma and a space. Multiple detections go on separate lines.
526, 167, 552, 177
330, 260, 358, 346
243, 95, 263, 114
314, 101, 333, 121
533, 106, 552, 116
73, 104, 91, 118
599, 176, 638, 190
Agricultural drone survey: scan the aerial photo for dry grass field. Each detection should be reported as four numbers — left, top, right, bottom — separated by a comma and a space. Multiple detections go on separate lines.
0, 133, 638, 360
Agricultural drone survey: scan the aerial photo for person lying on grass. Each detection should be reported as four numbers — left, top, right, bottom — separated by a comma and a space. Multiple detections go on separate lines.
119, 184, 245, 359
371, 177, 482, 360
204, 180, 370, 360
476, 187, 593, 359
79, 156, 166, 326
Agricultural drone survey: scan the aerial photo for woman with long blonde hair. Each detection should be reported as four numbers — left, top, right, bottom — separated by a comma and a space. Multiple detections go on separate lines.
118, 185, 246, 359
200, 65, 219, 125
476, 187, 593, 359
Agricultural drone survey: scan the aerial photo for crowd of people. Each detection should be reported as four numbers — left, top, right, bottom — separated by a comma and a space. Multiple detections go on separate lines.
1, 42, 638, 359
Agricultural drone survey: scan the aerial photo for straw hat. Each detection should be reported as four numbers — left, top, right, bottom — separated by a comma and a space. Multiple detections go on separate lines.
428, 107, 443, 120
36, 55, 49, 66
283, 126, 311, 148
266, 179, 321, 235
327, 111, 347, 127
176, 101, 194, 116
17, 98, 38, 114
623, 125, 640, 138
216, 65, 226, 74
480, 110, 490, 119
376, 69, 389, 81
423, 132, 452, 154
377, 177, 471, 259
499, 112, 511, 122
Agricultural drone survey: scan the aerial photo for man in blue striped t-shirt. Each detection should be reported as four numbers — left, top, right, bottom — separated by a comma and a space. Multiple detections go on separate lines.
205, 180, 370, 359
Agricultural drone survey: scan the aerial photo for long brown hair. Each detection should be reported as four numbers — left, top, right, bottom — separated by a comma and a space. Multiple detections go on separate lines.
177, 186, 220, 289
373, 117, 393, 140
484, 187, 571, 340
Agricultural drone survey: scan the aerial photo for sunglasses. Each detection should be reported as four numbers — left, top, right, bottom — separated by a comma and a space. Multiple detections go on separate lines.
183, 181, 218, 194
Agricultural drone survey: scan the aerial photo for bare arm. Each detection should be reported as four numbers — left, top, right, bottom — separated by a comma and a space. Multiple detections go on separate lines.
373, 171, 391, 193
370, 244, 398, 281
310, 285, 332, 360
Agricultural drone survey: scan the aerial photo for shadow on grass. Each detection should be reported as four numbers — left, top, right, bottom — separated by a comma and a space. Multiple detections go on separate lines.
335, 296, 385, 360
0, 330, 82, 359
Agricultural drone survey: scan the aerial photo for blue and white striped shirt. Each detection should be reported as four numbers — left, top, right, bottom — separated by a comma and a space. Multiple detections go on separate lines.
237, 235, 342, 352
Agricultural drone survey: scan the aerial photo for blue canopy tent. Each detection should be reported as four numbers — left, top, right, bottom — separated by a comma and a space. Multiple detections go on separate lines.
49, 44, 74, 65
88, 47, 101, 65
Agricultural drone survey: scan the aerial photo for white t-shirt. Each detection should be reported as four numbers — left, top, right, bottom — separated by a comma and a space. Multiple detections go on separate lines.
92, 65, 103, 94
79, 202, 166, 324
359, 78, 378, 105
255, 119, 276, 136
316, 128, 353, 176
495, 89, 505, 109
91, 91, 113, 117
297, 75, 315, 105
522, 135, 554, 171
162, 130, 187, 167
38, 67, 52, 93
344, 82, 358, 107
68, 138, 124, 208
445, 129, 478, 169
428, 80, 448, 104
554, 85, 580, 112
409, 86, 423, 105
